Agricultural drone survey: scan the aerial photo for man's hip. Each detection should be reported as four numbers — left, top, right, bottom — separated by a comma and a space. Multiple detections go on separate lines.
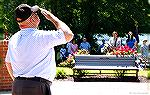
12, 77, 52, 95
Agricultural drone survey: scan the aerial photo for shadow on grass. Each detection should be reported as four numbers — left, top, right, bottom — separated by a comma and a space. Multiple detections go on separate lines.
74, 76, 140, 82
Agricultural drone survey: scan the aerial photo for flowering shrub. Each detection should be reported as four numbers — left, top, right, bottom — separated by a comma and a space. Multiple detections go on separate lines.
108, 45, 137, 56
58, 49, 89, 68
58, 54, 75, 68
74, 49, 89, 55
106, 45, 138, 77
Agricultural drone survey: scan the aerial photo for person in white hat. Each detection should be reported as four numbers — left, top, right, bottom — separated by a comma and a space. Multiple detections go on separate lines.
108, 31, 121, 51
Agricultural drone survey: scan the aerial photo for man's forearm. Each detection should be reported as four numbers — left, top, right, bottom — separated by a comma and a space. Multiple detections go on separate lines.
5, 62, 14, 81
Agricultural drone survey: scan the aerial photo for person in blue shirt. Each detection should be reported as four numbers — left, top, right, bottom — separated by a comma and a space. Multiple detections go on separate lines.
126, 31, 137, 49
79, 37, 91, 53
60, 44, 67, 62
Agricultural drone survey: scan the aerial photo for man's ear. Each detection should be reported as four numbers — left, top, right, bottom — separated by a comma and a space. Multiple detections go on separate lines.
31, 17, 37, 23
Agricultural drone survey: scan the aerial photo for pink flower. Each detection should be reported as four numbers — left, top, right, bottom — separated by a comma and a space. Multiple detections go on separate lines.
110, 45, 137, 56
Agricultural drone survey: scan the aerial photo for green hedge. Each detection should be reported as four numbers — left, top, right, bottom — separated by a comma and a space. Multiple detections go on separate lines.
148, 69, 150, 79
55, 67, 150, 79
56, 69, 67, 79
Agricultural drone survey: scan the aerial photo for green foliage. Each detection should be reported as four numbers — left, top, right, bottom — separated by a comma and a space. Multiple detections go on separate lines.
58, 55, 75, 68
75, 70, 89, 77
148, 69, 150, 79
56, 67, 149, 79
0, 33, 3, 40
57, 67, 73, 75
2, 0, 150, 36
0, 0, 3, 32
1, 0, 150, 55
114, 70, 127, 77
58, 61, 75, 68
0, 57, 2, 67
56, 69, 67, 79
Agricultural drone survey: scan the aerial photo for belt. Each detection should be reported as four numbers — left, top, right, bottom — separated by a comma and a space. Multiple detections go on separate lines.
15, 77, 52, 84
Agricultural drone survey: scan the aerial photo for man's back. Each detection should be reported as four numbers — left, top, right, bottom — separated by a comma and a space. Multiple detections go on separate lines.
6, 28, 67, 81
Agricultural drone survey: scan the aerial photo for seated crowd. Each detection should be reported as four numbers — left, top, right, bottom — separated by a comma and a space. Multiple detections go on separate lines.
60, 31, 150, 63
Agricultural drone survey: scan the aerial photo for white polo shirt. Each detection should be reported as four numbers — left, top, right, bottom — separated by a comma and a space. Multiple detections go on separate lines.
108, 37, 121, 47
5, 28, 67, 82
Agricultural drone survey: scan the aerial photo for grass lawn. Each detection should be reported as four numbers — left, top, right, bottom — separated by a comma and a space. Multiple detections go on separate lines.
57, 67, 73, 75
56, 67, 149, 78
139, 69, 149, 77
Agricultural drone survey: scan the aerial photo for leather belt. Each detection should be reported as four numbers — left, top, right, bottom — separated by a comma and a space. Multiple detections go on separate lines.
15, 76, 52, 84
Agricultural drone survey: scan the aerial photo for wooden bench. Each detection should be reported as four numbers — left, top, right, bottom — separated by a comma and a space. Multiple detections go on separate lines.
73, 55, 139, 79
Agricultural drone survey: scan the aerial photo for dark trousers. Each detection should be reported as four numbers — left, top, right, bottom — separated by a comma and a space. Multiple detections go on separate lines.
12, 77, 52, 95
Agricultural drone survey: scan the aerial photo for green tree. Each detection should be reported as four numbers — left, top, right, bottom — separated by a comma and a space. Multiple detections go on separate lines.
2, 0, 150, 54
3, 0, 150, 35
0, 0, 3, 39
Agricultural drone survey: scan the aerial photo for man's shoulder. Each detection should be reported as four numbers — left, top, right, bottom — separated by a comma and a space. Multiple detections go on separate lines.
9, 31, 20, 40
32, 30, 53, 37
34, 30, 47, 33
86, 42, 90, 44
33, 29, 61, 35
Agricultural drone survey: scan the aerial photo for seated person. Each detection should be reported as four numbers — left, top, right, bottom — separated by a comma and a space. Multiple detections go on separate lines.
60, 44, 67, 61
79, 37, 91, 53
126, 31, 137, 49
108, 31, 121, 52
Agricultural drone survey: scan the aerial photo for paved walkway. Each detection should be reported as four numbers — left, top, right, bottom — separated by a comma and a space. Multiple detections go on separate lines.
0, 81, 150, 95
